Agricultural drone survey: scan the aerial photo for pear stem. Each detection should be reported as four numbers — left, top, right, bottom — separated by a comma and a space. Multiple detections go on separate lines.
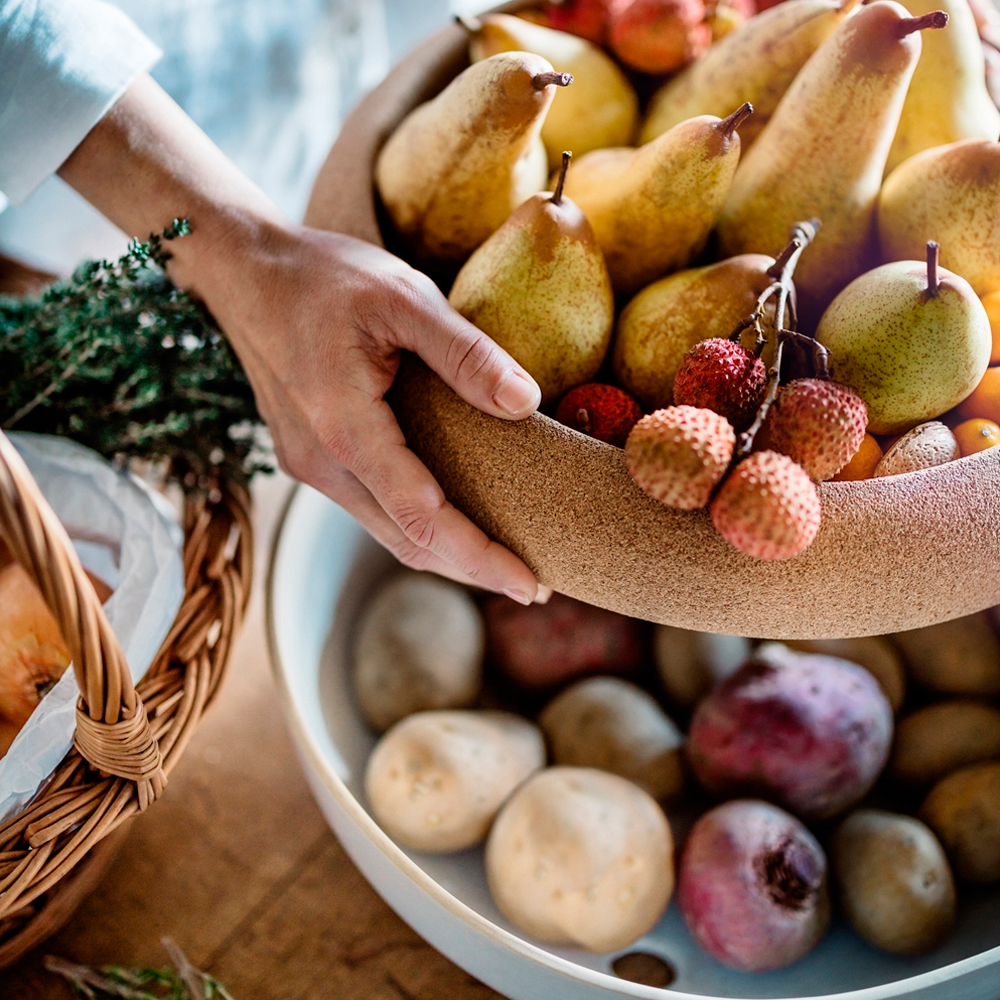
897, 11, 949, 36
533, 71, 574, 90
453, 14, 481, 32
927, 241, 940, 297
551, 151, 571, 206
719, 102, 754, 140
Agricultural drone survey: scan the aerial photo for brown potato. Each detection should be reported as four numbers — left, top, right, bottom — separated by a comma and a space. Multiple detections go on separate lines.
539, 677, 684, 800
784, 637, 906, 712
890, 700, 1000, 786
893, 613, 1000, 697
653, 625, 749, 709
832, 810, 955, 955
921, 761, 1000, 883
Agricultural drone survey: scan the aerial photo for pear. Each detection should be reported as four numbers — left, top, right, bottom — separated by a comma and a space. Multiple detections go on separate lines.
880, 138, 1000, 296
816, 243, 992, 434
448, 155, 614, 405
885, 0, 1000, 177
464, 13, 638, 170
375, 53, 571, 266
716, 2, 947, 326
640, 0, 858, 150
612, 254, 777, 410
564, 103, 753, 297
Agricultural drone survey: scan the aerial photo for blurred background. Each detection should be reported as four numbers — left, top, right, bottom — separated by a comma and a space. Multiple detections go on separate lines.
0, 0, 485, 274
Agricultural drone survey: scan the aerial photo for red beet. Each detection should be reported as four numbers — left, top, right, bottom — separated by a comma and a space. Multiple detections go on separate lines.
687, 644, 893, 820
555, 383, 643, 447
483, 592, 645, 689
678, 800, 829, 971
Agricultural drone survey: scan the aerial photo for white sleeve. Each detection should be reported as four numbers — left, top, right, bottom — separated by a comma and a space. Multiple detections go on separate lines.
0, 0, 161, 206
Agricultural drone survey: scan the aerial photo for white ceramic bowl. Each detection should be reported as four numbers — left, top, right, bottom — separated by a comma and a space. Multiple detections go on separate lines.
267, 484, 1000, 1000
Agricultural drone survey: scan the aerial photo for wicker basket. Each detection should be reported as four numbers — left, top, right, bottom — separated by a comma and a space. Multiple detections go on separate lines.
0, 428, 252, 968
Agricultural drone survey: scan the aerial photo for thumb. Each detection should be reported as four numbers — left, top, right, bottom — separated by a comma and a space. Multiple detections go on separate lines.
396, 285, 542, 420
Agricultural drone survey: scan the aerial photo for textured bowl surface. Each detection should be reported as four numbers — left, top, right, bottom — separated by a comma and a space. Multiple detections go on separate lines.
268, 485, 1000, 1000
304, 11, 1000, 640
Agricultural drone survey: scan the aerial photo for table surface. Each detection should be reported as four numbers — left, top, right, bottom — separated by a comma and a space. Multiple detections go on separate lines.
0, 473, 503, 1000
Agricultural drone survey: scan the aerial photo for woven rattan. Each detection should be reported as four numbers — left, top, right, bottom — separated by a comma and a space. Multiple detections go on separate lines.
0, 428, 252, 968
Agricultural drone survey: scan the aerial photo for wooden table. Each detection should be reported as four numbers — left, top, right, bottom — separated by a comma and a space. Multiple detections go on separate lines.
0, 473, 502, 1000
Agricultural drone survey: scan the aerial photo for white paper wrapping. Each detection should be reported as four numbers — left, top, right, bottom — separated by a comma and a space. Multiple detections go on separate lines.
0, 432, 185, 824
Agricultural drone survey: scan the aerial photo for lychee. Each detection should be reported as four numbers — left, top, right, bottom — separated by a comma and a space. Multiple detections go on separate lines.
710, 451, 821, 560
555, 383, 643, 447
626, 406, 735, 510
673, 338, 768, 432
767, 378, 868, 482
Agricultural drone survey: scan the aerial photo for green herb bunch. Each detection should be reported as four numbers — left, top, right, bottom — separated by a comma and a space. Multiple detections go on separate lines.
0, 221, 265, 487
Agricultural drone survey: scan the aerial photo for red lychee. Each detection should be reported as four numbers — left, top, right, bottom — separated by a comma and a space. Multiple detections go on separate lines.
710, 451, 821, 560
545, 0, 612, 43
555, 383, 643, 447
766, 378, 868, 482
625, 406, 735, 511
673, 338, 768, 432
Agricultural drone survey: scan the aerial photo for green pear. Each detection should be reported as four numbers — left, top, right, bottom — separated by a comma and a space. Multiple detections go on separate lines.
465, 13, 639, 170
612, 254, 777, 410
375, 53, 570, 266
885, 0, 1000, 177
716, 2, 946, 326
880, 138, 1000, 295
448, 156, 614, 405
640, 0, 858, 150
563, 103, 753, 297
816, 244, 992, 434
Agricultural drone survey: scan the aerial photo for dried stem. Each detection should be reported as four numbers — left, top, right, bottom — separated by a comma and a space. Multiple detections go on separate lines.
532, 71, 573, 90
551, 151, 571, 206
926, 240, 940, 297
44, 957, 152, 999
719, 102, 754, 140
453, 14, 482, 32
161, 938, 208, 1000
897, 10, 948, 35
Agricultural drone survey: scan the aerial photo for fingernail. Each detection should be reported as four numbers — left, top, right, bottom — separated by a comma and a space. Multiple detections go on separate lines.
533, 585, 553, 605
503, 587, 533, 606
494, 372, 541, 417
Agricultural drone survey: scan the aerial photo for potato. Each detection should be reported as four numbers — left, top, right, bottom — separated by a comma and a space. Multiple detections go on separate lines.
921, 761, 1000, 883
0, 563, 71, 725
893, 613, 1000, 697
653, 625, 749, 709
353, 572, 484, 732
889, 700, 1000, 786
364, 710, 543, 853
539, 677, 684, 800
832, 810, 955, 955
784, 637, 906, 712
485, 767, 674, 952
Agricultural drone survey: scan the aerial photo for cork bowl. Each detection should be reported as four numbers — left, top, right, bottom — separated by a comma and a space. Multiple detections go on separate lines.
305, 14, 1000, 640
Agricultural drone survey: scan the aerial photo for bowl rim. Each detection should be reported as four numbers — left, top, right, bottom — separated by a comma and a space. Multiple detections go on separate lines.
265, 482, 1000, 1000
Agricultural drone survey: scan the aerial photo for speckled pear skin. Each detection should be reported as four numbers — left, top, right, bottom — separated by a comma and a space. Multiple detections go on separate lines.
612, 254, 776, 411
306, 10, 1000, 639
639, 0, 853, 150
561, 114, 744, 297
884, 0, 1000, 179
717, 1, 924, 326
816, 261, 992, 434
468, 14, 639, 170
880, 139, 1000, 296
448, 191, 614, 405
375, 51, 555, 266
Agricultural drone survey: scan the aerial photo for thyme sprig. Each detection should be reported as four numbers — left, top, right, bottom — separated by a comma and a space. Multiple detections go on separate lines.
0, 221, 265, 488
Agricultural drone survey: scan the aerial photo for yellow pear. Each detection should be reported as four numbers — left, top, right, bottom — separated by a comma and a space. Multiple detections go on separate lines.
612, 254, 777, 410
885, 0, 1000, 177
640, 0, 858, 150
448, 156, 614, 405
375, 53, 570, 266
880, 138, 1000, 295
564, 103, 753, 297
465, 13, 639, 170
716, 2, 945, 326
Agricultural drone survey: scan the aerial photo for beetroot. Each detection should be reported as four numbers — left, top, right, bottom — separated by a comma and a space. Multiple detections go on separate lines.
678, 800, 829, 971
687, 644, 893, 820
483, 592, 644, 689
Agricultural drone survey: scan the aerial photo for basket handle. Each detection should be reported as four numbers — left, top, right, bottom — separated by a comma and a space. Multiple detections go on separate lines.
0, 431, 164, 806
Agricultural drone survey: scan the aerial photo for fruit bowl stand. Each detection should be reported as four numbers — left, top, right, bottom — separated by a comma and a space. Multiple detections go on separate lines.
305, 4, 1000, 641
